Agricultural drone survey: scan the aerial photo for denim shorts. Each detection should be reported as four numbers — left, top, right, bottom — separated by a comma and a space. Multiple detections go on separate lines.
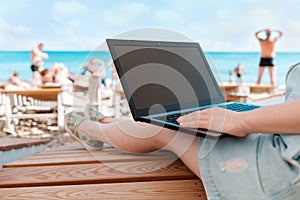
198, 134, 300, 200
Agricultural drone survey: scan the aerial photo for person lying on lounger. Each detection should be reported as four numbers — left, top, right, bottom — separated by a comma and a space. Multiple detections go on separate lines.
6, 72, 31, 89
40, 63, 76, 86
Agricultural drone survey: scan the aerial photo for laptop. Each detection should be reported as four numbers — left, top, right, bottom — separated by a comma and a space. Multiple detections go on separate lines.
106, 39, 260, 137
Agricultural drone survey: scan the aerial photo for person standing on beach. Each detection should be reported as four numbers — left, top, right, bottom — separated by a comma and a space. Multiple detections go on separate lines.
31, 43, 49, 87
234, 63, 243, 84
255, 28, 283, 85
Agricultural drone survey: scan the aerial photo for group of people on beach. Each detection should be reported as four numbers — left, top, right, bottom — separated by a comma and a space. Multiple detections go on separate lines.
8, 28, 283, 90
7, 43, 114, 90
7, 43, 72, 89
31, 43, 78, 88
230, 28, 283, 85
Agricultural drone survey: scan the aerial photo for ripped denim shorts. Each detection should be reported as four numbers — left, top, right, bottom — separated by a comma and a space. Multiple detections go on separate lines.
198, 134, 300, 200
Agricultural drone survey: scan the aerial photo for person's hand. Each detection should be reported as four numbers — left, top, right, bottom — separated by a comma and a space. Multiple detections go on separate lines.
177, 107, 250, 137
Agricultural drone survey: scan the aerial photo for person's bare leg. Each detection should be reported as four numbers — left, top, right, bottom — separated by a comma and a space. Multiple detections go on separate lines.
77, 119, 201, 178
31, 71, 40, 87
256, 66, 265, 85
268, 66, 276, 85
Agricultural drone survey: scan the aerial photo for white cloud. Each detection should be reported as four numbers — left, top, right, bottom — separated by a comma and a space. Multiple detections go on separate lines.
103, 2, 150, 24
2, 0, 300, 51
0, 1, 27, 15
0, 18, 33, 50
53, 0, 86, 15
0, 18, 30, 34
280, 19, 300, 51
153, 10, 182, 23
15, 25, 30, 33
186, 5, 294, 51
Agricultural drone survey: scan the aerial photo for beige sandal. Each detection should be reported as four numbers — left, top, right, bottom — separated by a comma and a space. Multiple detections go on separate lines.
64, 112, 104, 149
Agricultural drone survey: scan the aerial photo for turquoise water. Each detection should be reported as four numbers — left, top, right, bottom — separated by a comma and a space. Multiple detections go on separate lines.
0, 51, 112, 84
0, 51, 299, 85
206, 52, 300, 85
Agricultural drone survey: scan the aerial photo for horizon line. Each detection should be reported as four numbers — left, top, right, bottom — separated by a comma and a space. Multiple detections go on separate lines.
1, 50, 300, 53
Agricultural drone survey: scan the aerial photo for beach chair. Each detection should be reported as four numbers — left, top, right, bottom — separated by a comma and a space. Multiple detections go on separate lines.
219, 84, 249, 102
248, 85, 286, 101
111, 87, 130, 118
2, 88, 64, 135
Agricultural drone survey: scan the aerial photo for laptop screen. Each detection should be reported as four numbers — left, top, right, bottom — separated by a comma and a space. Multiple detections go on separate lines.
107, 39, 225, 117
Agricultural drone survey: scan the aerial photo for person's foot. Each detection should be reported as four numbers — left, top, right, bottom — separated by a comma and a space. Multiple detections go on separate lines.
84, 105, 115, 123
84, 105, 106, 122
64, 112, 104, 149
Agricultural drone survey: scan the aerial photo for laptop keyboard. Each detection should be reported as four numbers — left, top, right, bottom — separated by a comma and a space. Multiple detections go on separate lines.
218, 103, 260, 112
152, 103, 260, 125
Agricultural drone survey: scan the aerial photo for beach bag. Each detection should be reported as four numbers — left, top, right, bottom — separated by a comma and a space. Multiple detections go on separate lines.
281, 63, 300, 169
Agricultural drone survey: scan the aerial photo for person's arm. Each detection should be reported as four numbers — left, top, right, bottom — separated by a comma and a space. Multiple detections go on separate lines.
272, 29, 283, 41
33, 48, 49, 59
177, 98, 300, 137
10, 76, 23, 86
255, 29, 265, 40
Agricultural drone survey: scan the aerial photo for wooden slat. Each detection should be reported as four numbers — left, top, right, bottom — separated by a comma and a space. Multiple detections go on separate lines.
4, 150, 177, 168
41, 85, 62, 89
0, 141, 207, 199
0, 160, 197, 188
11, 113, 57, 119
0, 180, 206, 200
249, 85, 275, 93
0, 138, 50, 151
219, 84, 239, 91
40, 142, 87, 152
4, 89, 62, 101
8, 147, 172, 158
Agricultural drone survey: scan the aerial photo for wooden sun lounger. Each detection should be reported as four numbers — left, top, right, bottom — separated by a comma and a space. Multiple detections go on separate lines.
1, 88, 65, 133
249, 85, 276, 93
3, 88, 63, 101
248, 85, 285, 101
112, 87, 128, 118
219, 84, 246, 102
0, 142, 207, 199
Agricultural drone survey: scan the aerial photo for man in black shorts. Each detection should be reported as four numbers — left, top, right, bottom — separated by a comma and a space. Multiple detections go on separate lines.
31, 43, 49, 87
255, 28, 283, 85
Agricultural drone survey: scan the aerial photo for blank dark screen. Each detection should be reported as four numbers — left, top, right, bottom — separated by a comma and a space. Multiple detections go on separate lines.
113, 44, 221, 111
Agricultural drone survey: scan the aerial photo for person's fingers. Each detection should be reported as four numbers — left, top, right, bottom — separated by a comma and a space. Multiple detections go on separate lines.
177, 111, 200, 123
178, 109, 213, 122
179, 119, 210, 129
177, 109, 212, 129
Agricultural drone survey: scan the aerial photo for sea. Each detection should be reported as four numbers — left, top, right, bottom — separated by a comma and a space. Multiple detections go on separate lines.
1, 51, 300, 85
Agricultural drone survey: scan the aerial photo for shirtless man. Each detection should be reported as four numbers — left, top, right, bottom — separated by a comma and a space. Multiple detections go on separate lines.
255, 28, 283, 85
31, 43, 49, 87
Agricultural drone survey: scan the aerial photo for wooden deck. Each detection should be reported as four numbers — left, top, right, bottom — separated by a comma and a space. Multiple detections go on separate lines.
0, 138, 50, 168
0, 138, 49, 151
0, 141, 207, 199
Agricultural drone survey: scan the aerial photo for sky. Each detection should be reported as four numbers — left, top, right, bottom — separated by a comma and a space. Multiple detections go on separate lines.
0, 0, 300, 51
